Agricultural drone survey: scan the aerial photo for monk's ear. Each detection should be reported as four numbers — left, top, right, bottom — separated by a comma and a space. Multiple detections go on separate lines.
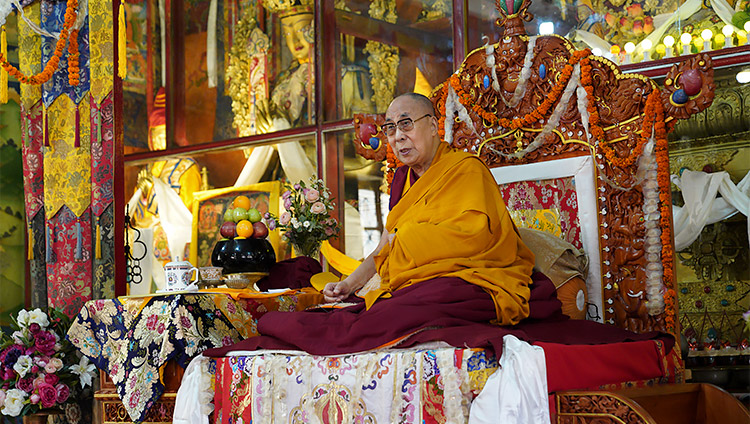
430, 115, 439, 136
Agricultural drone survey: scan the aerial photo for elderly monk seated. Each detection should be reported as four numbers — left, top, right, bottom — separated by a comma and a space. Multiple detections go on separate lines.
206, 93, 547, 356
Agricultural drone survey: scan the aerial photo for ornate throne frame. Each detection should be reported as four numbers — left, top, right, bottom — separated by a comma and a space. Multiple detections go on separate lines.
357, 0, 715, 340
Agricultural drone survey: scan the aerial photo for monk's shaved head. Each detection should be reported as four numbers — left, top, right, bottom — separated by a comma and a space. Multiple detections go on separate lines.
389, 92, 436, 117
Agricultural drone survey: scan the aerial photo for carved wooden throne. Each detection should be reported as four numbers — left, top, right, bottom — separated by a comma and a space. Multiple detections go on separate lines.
357, 0, 715, 340
348, 1, 750, 421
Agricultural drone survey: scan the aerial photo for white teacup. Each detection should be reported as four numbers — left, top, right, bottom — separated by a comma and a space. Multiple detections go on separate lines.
164, 259, 198, 291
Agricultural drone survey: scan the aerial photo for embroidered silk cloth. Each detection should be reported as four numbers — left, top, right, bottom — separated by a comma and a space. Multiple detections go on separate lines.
68, 291, 322, 423
22, 100, 44, 219
209, 338, 678, 424
212, 347, 486, 424
498, 177, 582, 249
40, 1, 90, 106
44, 95, 92, 218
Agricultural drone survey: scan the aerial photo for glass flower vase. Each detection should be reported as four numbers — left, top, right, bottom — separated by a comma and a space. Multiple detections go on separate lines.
292, 240, 321, 259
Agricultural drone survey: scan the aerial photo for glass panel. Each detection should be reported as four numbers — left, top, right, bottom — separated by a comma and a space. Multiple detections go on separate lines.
467, 0, 750, 63
324, 129, 388, 261
178, 0, 316, 146
123, 0, 161, 155
666, 65, 750, 357
326, 0, 454, 120
124, 136, 317, 287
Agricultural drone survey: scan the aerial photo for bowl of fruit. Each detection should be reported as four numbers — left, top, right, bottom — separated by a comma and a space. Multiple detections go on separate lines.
212, 195, 276, 275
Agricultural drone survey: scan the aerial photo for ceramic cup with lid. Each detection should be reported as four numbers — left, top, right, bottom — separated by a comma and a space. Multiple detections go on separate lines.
163, 258, 198, 291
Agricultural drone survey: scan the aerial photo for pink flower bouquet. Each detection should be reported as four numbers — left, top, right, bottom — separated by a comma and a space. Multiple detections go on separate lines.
0, 308, 96, 417
266, 177, 341, 257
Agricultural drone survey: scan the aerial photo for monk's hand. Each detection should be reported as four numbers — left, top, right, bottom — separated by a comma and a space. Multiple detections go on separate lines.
323, 280, 352, 303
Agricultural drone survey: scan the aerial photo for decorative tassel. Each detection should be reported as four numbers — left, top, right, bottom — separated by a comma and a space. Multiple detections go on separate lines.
45, 223, 53, 264
43, 106, 49, 147
27, 222, 34, 260
1, 26, 7, 104
74, 107, 80, 147
95, 216, 102, 259
95, 104, 101, 144
75, 221, 83, 261
118, 3, 127, 79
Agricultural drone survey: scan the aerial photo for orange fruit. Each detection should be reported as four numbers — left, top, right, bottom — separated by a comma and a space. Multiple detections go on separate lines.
236, 220, 254, 238
233, 195, 251, 210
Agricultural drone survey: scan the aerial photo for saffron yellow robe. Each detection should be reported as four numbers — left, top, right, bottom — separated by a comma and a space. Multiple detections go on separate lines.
369, 142, 535, 325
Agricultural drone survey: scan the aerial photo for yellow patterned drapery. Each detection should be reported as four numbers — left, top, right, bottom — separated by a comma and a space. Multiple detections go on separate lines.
43, 94, 91, 218
17, 2, 41, 110
89, 0, 114, 103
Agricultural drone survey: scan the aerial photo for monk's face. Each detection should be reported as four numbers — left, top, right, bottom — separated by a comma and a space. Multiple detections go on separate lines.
384, 96, 440, 176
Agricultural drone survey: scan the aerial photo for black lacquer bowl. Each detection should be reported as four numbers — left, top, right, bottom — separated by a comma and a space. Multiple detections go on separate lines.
213, 237, 276, 274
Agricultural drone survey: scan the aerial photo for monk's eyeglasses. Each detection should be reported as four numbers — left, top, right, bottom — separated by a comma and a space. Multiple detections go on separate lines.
381, 114, 432, 137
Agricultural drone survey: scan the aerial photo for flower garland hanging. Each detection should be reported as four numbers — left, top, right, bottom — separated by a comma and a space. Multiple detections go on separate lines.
67, 28, 79, 86
652, 92, 677, 334
0, 0, 78, 85
595, 90, 658, 169
579, 57, 603, 141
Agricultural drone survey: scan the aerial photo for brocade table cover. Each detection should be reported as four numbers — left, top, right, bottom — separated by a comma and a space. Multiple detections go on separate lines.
212, 348, 499, 424
67, 290, 323, 423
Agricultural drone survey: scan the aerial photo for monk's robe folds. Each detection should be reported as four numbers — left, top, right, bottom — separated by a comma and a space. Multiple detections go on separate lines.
369, 142, 535, 325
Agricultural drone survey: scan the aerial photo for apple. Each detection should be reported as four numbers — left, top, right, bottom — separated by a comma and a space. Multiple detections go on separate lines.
232, 207, 248, 222
251, 221, 269, 238
220, 221, 237, 238
247, 208, 262, 223
223, 208, 234, 222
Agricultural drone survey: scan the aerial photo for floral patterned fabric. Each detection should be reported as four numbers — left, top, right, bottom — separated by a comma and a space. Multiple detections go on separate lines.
40, 1, 90, 106
18, 2, 42, 109
46, 206, 93, 318
498, 177, 582, 249
22, 100, 44, 220
212, 348, 496, 424
93, 206, 115, 300
68, 291, 318, 423
88, 0, 114, 102
44, 94, 91, 219
90, 94, 114, 217
29, 212, 49, 308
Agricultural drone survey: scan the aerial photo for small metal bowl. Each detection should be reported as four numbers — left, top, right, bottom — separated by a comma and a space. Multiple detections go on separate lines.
224, 272, 268, 290
225, 278, 251, 289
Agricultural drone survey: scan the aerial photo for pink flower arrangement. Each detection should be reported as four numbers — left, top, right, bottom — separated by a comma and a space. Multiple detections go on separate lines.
266, 177, 341, 257
0, 308, 95, 418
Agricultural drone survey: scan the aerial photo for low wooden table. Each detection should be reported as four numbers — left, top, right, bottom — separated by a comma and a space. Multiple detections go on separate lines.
68, 289, 323, 423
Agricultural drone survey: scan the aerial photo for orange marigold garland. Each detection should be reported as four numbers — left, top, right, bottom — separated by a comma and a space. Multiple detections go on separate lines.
446, 48, 591, 133
652, 92, 677, 334
595, 90, 658, 169
0, 0, 78, 85
67, 29, 79, 86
